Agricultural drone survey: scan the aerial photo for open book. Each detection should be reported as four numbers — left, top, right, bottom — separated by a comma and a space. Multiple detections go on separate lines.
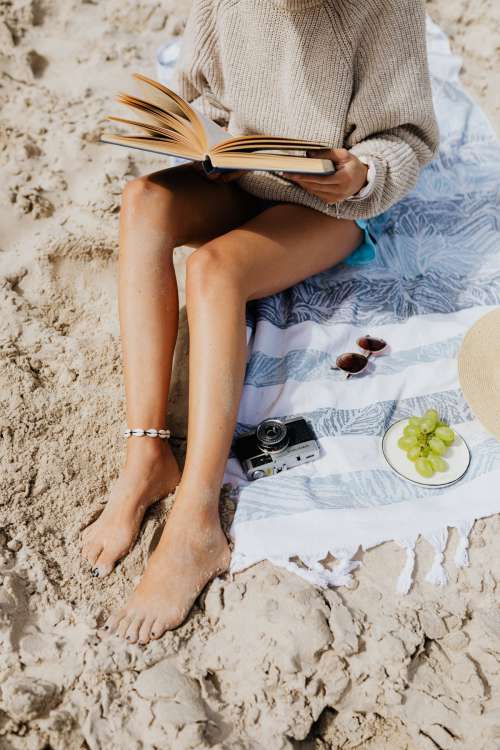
100, 73, 335, 176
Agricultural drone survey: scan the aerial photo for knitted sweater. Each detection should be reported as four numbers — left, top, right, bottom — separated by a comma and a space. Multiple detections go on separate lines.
171, 0, 440, 220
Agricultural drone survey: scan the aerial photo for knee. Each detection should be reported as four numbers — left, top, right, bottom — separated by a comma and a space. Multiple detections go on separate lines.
122, 176, 165, 209
120, 176, 181, 245
186, 242, 244, 298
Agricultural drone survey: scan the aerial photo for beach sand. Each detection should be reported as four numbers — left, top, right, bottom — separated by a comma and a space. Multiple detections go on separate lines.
1, 0, 499, 747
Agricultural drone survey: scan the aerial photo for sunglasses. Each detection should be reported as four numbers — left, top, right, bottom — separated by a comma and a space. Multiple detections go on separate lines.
333, 335, 388, 378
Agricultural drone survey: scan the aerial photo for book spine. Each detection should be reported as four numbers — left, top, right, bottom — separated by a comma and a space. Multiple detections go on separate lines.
201, 156, 216, 176
201, 156, 236, 176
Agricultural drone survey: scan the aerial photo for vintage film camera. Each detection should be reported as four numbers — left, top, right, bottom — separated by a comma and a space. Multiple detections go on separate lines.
234, 416, 320, 481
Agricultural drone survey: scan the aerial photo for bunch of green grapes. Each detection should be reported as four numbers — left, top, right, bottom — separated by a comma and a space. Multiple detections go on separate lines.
397, 409, 455, 478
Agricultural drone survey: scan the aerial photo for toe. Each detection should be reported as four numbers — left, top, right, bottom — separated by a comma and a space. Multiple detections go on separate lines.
150, 618, 169, 641
93, 551, 116, 578
124, 619, 141, 644
82, 541, 103, 567
117, 613, 137, 639
138, 617, 156, 645
102, 609, 126, 635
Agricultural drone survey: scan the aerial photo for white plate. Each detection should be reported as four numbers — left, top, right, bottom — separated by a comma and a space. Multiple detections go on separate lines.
382, 419, 471, 487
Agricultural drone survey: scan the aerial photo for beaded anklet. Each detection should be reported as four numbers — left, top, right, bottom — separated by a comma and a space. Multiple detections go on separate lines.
123, 428, 171, 439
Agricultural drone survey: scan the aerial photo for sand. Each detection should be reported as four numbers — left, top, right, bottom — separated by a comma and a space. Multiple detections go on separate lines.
1, 0, 500, 748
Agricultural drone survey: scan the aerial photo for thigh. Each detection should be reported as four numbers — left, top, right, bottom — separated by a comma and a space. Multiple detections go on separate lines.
144, 162, 275, 248
208, 202, 363, 300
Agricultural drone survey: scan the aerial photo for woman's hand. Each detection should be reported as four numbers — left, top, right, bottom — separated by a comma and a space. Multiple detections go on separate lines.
280, 148, 369, 204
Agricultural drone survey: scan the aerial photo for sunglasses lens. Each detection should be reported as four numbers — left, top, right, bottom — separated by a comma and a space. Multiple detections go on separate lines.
337, 353, 368, 374
357, 335, 387, 352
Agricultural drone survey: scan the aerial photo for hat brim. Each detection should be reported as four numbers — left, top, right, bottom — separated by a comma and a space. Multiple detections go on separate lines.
457, 308, 500, 440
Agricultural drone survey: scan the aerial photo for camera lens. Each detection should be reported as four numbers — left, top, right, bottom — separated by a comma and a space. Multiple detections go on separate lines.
256, 418, 289, 452
251, 469, 266, 480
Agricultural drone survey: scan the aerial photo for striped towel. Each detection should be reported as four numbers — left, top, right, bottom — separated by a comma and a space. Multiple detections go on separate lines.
220, 19, 500, 592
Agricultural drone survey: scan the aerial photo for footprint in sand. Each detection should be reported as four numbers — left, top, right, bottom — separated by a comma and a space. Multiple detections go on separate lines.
26, 49, 48, 78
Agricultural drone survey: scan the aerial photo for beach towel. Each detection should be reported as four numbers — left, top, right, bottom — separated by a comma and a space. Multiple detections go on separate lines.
157, 19, 500, 593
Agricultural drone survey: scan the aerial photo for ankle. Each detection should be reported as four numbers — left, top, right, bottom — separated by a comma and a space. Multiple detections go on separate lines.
125, 436, 171, 466
177, 477, 220, 501
175, 483, 222, 521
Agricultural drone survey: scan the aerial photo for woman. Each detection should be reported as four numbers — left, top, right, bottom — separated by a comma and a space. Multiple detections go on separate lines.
81, 0, 439, 644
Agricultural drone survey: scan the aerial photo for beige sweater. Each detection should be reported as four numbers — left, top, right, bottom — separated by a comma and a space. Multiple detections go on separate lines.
171, 0, 440, 220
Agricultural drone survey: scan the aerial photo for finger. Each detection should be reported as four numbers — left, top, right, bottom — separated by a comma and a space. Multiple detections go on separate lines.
306, 148, 328, 157
306, 147, 350, 163
296, 185, 347, 203
282, 173, 345, 188
282, 175, 350, 197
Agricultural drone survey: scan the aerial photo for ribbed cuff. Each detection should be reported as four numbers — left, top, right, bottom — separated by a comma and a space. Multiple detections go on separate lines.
346, 155, 377, 201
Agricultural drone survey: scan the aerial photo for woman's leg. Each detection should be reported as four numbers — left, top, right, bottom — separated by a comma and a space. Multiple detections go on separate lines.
81, 163, 271, 577
104, 202, 363, 643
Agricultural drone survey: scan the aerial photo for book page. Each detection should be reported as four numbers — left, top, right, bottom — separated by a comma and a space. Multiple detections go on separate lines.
130, 73, 210, 152
100, 133, 200, 160
212, 136, 330, 154
191, 105, 234, 150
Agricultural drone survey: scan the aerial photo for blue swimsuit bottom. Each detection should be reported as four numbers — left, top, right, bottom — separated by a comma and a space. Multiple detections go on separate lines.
344, 219, 377, 266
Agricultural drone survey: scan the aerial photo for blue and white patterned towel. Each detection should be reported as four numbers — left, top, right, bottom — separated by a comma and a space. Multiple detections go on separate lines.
157, 20, 500, 592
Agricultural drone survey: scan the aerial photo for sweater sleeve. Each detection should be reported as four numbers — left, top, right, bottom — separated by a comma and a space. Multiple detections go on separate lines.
338, 0, 439, 220
169, 0, 230, 127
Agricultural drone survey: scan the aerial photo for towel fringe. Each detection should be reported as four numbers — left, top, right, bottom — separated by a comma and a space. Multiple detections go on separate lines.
278, 554, 360, 588
229, 522, 475, 592
423, 528, 449, 586
452, 519, 473, 568
396, 541, 417, 595
332, 557, 362, 586
281, 559, 337, 587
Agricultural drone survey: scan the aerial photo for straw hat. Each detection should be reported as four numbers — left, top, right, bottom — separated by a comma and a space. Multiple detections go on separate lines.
458, 308, 500, 440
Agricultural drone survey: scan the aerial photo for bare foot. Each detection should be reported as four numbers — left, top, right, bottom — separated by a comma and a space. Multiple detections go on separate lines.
102, 491, 231, 643
80, 438, 181, 577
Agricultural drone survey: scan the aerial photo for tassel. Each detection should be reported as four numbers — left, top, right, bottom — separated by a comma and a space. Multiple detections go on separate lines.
281, 556, 360, 589
424, 528, 449, 586
396, 542, 416, 595
282, 559, 335, 587
453, 520, 473, 568
330, 557, 361, 587
301, 553, 361, 588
